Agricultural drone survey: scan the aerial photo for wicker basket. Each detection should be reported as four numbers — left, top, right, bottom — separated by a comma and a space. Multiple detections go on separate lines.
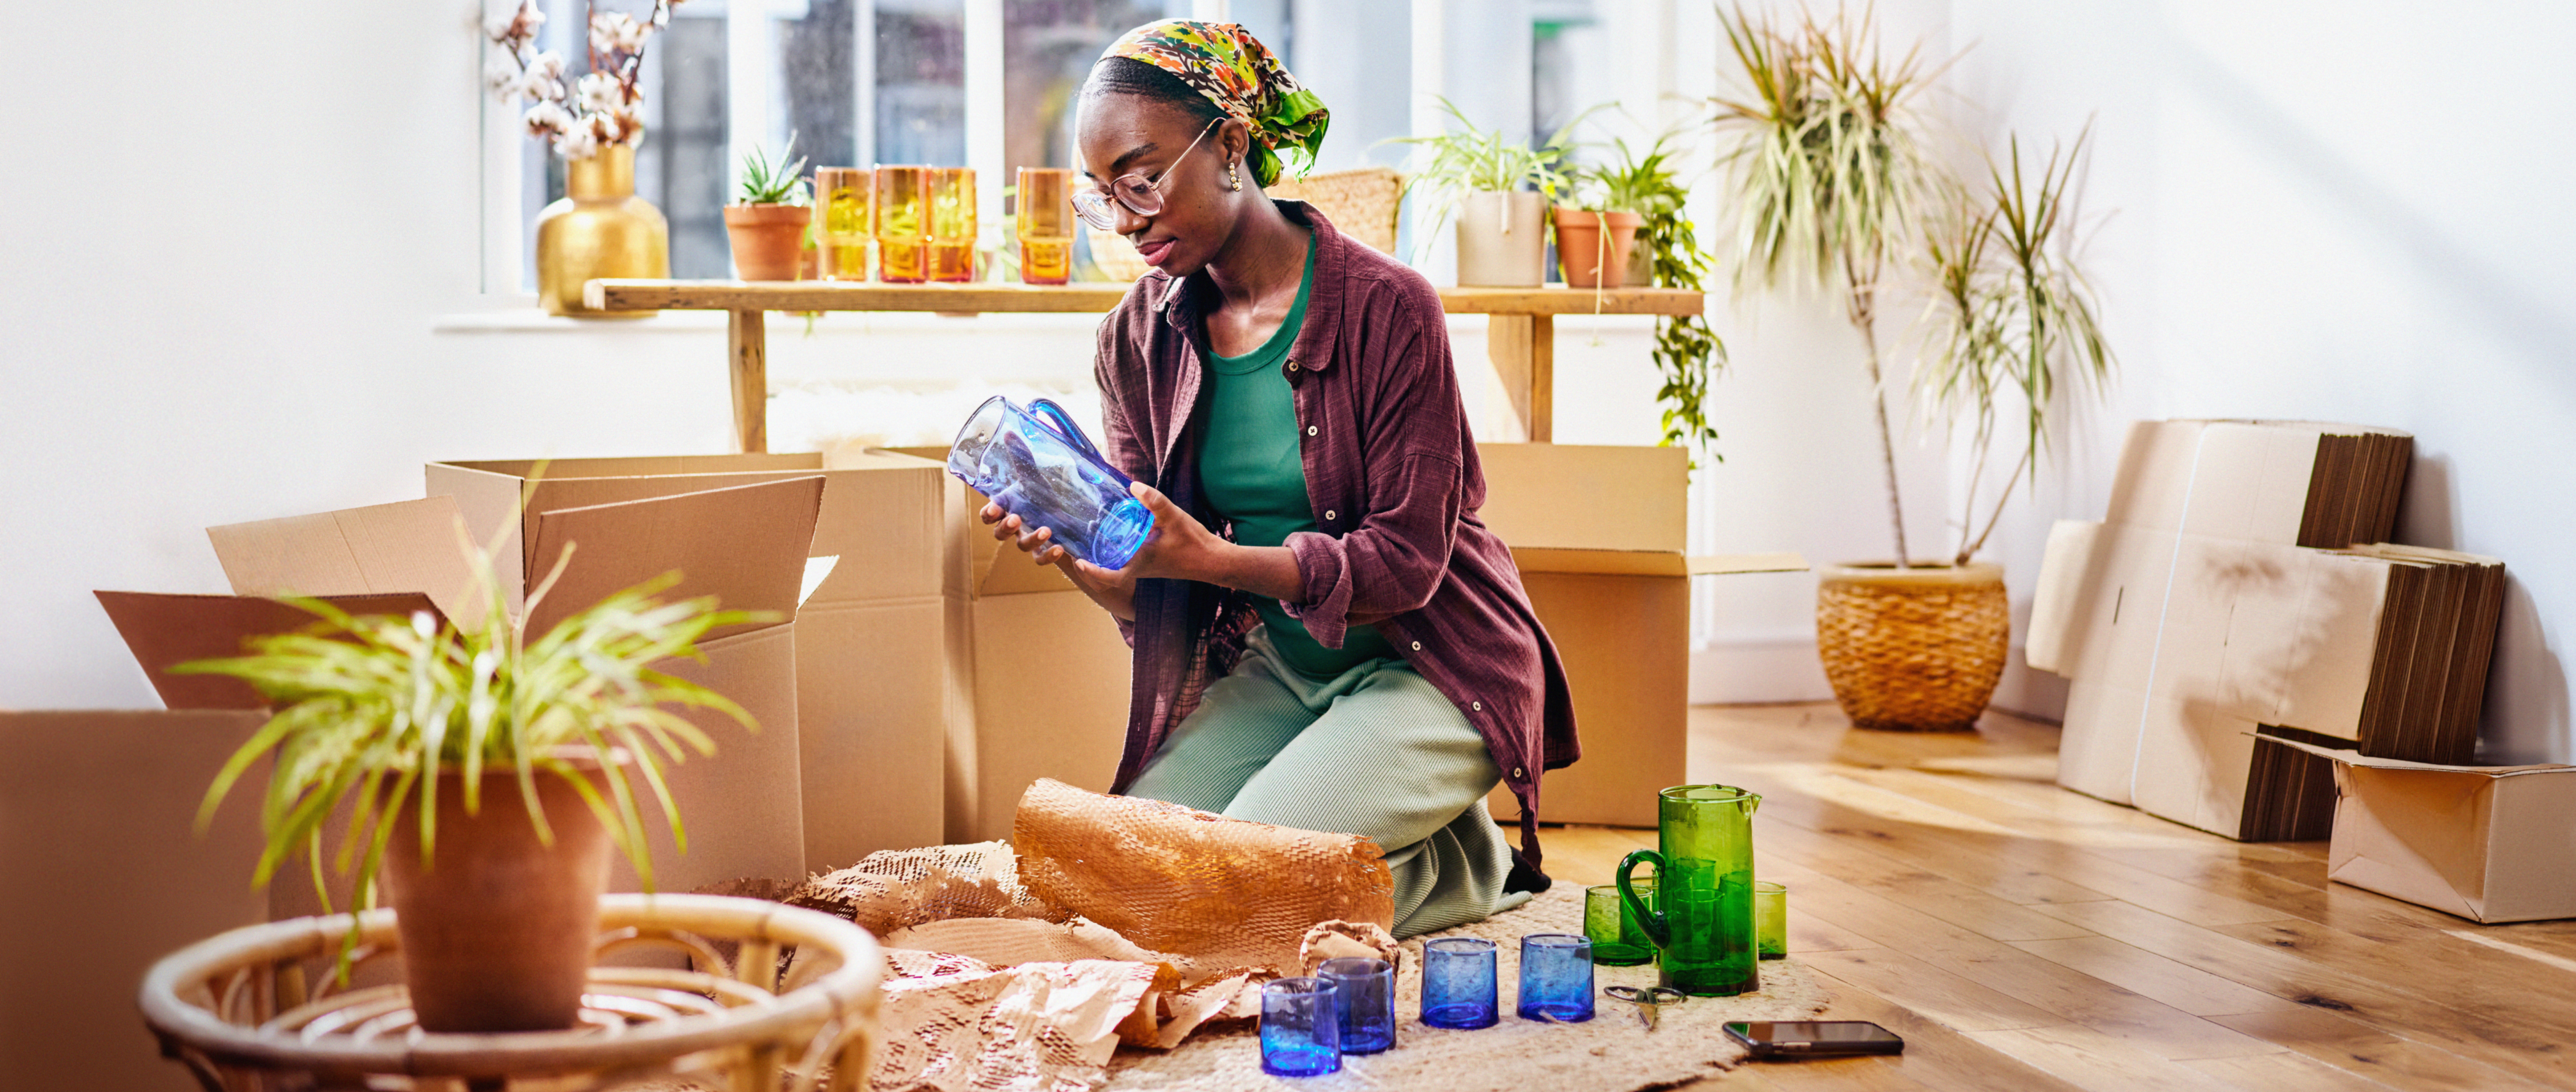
1269, 166, 1404, 255
1815, 562, 2009, 732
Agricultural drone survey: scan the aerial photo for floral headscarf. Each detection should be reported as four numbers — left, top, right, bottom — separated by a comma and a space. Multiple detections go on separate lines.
1101, 19, 1329, 188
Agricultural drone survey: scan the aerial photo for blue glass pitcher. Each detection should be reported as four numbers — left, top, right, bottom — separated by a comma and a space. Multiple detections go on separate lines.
948, 395, 1156, 570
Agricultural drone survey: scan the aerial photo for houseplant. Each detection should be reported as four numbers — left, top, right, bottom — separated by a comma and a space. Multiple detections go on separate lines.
1593, 133, 1726, 454
1712, 5, 2058, 731
1395, 99, 1584, 287
725, 137, 812, 281
178, 531, 762, 1032
487, 0, 680, 317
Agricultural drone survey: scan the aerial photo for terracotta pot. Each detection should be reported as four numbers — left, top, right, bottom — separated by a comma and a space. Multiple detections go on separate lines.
1814, 562, 2009, 732
1551, 208, 1643, 289
380, 763, 614, 1033
724, 203, 813, 281
1456, 190, 1547, 287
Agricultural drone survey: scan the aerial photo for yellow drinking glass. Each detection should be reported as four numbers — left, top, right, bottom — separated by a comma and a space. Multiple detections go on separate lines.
1016, 167, 1073, 285
875, 165, 930, 284
814, 167, 871, 281
928, 167, 978, 283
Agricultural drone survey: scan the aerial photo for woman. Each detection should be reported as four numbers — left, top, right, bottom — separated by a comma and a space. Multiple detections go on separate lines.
983, 19, 1576, 937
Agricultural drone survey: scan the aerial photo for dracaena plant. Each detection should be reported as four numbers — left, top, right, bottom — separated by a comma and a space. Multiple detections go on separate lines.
1916, 129, 2113, 566
177, 521, 766, 970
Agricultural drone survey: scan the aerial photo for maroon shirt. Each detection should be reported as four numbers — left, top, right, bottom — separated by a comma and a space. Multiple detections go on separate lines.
1092, 202, 1579, 874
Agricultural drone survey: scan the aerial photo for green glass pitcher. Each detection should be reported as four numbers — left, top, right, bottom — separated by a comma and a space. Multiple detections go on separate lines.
1618, 784, 1763, 996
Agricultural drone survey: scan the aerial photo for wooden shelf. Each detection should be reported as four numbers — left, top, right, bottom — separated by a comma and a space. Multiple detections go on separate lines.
581, 277, 1706, 452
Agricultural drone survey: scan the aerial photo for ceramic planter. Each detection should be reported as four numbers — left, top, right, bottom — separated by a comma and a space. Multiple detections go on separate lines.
1456, 190, 1547, 287
534, 145, 669, 318
380, 763, 615, 1032
724, 203, 812, 281
1551, 208, 1643, 289
1814, 562, 2009, 732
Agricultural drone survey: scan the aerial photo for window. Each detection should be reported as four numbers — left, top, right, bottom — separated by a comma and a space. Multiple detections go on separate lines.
491, 0, 1410, 293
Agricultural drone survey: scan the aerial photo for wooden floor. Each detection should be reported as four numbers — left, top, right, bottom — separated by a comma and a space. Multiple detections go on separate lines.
1521, 702, 2576, 1092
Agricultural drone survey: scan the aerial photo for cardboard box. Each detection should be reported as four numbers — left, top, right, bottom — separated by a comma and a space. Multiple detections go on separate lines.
1477, 444, 1806, 829
175, 482, 821, 896
890, 446, 1134, 844
2274, 737, 2576, 923
0, 711, 267, 1092
425, 452, 955, 875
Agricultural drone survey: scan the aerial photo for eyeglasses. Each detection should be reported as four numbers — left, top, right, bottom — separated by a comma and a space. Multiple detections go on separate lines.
1073, 118, 1220, 231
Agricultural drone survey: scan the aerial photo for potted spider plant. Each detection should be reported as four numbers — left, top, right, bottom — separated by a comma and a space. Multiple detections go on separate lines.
177, 532, 764, 1033
1552, 142, 1659, 289
1597, 133, 1727, 455
1395, 99, 1584, 287
725, 136, 811, 281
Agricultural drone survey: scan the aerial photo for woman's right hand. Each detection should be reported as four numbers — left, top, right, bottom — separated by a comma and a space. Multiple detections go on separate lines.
981, 500, 1138, 622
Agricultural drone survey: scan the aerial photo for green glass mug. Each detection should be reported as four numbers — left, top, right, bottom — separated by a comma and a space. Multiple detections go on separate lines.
1618, 784, 1763, 996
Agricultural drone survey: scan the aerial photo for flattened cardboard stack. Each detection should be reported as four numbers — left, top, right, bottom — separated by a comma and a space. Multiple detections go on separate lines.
2029, 420, 2507, 842
97, 482, 825, 905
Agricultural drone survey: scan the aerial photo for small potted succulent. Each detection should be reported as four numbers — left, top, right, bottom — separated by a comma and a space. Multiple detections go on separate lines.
1395, 99, 1584, 287
178, 533, 762, 1032
724, 136, 812, 281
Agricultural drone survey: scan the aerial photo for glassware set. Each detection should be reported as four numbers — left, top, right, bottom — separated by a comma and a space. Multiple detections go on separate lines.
792, 164, 1074, 284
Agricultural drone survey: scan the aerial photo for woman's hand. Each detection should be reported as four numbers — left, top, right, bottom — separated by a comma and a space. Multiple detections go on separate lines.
981, 496, 1150, 622
981, 482, 1306, 618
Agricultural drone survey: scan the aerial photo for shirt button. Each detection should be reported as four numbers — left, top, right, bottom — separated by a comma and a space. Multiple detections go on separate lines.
1287, 360, 1299, 372
1472, 701, 1483, 712
1324, 509, 1337, 521
1410, 641, 1423, 651
1306, 425, 1318, 437
1513, 766, 1526, 780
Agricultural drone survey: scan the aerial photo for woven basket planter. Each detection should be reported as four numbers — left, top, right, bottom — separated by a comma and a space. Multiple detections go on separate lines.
1815, 562, 2009, 732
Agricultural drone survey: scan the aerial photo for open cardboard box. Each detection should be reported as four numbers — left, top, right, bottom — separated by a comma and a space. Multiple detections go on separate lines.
425, 451, 955, 873
888, 446, 1134, 845
2270, 737, 2576, 923
101, 481, 823, 904
1477, 444, 1805, 829
0, 710, 268, 1092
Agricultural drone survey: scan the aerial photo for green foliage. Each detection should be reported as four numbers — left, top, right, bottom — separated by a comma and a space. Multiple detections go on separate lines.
737, 134, 810, 206
1391, 98, 1589, 264
1597, 133, 1728, 458
1916, 129, 2113, 564
176, 518, 768, 975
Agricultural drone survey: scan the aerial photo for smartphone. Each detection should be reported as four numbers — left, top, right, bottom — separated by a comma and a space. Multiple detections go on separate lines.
1724, 1020, 1906, 1058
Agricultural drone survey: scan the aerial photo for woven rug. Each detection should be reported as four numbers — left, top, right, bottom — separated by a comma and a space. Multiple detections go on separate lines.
1098, 883, 1830, 1091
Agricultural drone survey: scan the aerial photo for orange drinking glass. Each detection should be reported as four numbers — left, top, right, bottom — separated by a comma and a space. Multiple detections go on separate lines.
1016, 167, 1073, 285
928, 167, 978, 283
875, 166, 930, 283
815, 167, 871, 281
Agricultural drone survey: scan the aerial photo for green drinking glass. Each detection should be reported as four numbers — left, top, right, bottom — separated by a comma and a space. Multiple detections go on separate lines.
1618, 784, 1763, 996
1584, 881, 1656, 967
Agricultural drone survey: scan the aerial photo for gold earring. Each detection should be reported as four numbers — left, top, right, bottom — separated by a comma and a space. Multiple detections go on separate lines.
1227, 161, 1242, 192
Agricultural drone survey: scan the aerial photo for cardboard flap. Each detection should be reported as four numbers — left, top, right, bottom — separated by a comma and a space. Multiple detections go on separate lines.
523, 477, 823, 638
1511, 548, 1684, 577
2026, 520, 2103, 675
2331, 764, 2498, 919
206, 497, 482, 628
1687, 552, 1807, 576
2264, 735, 2575, 777
95, 590, 445, 710
1475, 443, 1689, 554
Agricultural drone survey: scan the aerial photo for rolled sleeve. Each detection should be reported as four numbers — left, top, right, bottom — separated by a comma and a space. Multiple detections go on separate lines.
1283, 452, 1462, 648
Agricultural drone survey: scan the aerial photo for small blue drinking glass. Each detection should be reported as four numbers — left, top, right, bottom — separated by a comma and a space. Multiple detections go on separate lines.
1421, 937, 1500, 1030
1318, 956, 1396, 1054
1259, 977, 1342, 1077
1517, 933, 1596, 1023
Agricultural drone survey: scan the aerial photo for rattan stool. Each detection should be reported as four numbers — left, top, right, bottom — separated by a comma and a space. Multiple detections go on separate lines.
139, 893, 883, 1092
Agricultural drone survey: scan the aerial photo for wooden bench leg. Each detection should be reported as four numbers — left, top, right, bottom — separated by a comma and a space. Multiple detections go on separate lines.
1487, 313, 1554, 443
730, 308, 768, 454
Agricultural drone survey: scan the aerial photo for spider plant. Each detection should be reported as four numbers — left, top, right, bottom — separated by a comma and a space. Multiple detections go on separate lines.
1392, 98, 1589, 263
1917, 128, 2113, 566
176, 518, 767, 970
737, 133, 810, 206
1712, 3, 1942, 565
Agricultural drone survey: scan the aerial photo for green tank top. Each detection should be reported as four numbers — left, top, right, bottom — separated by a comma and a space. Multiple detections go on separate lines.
1196, 236, 1401, 678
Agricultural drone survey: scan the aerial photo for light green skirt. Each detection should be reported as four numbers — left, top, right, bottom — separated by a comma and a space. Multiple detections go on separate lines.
1125, 627, 1526, 936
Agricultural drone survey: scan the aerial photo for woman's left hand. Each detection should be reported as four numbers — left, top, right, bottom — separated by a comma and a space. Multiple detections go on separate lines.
1076, 482, 1224, 584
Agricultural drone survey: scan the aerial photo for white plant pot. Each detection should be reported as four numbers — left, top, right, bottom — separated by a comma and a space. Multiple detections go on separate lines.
1456, 190, 1546, 288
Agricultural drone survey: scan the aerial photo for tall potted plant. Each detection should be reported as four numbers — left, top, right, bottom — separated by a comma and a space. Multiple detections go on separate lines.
1395, 99, 1583, 287
1713, 6, 2110, 731
178, 533, 762, 1032
487, 0, 680, 318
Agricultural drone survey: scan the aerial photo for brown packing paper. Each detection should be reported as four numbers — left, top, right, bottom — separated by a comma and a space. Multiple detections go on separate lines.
0, 711, 268, 1092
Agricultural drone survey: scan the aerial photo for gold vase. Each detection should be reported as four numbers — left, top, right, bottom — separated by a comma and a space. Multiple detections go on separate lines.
534, 145, 668, 318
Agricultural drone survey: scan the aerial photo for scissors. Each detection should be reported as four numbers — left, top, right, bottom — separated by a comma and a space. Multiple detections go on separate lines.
1604, 985, 1687, 1031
